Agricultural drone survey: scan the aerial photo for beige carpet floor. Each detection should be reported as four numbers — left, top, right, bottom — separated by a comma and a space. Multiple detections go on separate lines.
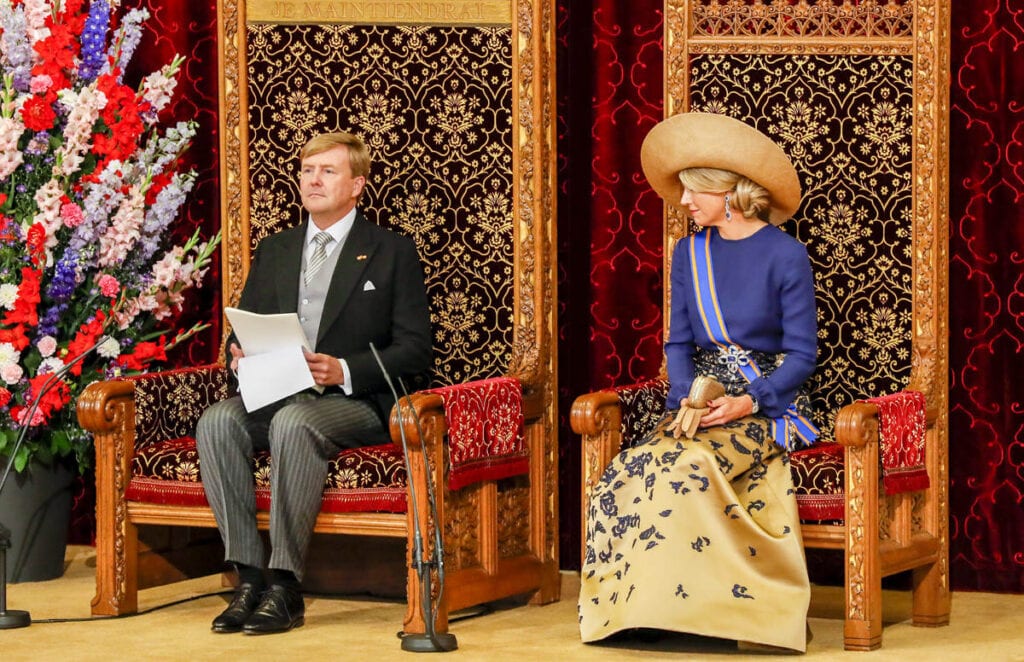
4, 546, 1024, 661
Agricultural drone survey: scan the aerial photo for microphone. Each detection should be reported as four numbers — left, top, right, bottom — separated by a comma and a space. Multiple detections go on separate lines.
369, 342, 457, 653
0, 334, 113, 630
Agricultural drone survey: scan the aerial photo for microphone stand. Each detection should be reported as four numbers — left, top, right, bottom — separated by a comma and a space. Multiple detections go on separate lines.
0, 335, 111, 629
370, 343, 457, 653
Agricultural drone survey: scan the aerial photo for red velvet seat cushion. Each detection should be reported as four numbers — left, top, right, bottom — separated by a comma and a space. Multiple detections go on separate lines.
126, 437, 408, 513
789, 442, 845, 522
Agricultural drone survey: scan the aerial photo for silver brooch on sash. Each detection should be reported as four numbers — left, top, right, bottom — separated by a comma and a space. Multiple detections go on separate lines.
716, 344, 753, 375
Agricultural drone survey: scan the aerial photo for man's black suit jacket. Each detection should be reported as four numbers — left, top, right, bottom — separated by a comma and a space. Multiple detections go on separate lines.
230, 212, 433, 426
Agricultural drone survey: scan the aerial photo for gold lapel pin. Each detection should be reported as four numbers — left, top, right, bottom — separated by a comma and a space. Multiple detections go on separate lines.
356, 254, 368, 261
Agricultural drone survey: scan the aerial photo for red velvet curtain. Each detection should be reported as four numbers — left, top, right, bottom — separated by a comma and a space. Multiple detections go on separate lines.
948, 2, 1024, 593
125, 0, 223, 365
555, 0, 666, 569
69, 0, 221, 544
556, 1, 1024, 592
68, 1, 1024, 591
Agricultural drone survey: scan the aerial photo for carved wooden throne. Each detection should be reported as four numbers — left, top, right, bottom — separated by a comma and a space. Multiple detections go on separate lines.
78, 0, 560, 635
571, 0, 950, 651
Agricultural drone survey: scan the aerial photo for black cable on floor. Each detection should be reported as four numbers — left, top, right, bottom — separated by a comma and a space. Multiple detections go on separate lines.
28, 590, 495, 624
28, 589, 235, 624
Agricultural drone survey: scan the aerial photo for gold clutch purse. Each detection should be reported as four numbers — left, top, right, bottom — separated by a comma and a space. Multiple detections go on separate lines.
672, 376, 726, 439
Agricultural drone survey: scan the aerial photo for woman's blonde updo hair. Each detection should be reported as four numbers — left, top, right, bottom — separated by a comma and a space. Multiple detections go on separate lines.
677, 167, 772, 222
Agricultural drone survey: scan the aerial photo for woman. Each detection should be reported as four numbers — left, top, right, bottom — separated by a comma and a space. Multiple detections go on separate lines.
578, 113, 819, 653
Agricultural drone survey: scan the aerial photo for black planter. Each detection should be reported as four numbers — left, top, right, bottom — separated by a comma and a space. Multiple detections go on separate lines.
0, 459, 74, 583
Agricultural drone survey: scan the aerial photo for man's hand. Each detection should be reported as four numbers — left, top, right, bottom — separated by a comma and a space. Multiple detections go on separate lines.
304, 348, 345, 387
699, 394, 755, 428
228, 343, 245, 373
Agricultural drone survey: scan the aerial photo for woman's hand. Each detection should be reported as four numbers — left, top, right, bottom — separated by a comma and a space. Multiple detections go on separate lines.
699, 394, 755, 428
668, 397, 691, 438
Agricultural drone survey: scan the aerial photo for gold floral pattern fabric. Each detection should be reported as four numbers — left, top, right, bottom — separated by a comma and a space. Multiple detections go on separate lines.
246, 24, 515, 387
687, 54, 914, 438
130, 365, 228, 450
123, 24, 521, 514
127, 438, 408, 513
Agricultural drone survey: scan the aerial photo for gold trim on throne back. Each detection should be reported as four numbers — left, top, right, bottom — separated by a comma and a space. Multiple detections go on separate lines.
247, 0, 512, 26
215, 0, 556, 393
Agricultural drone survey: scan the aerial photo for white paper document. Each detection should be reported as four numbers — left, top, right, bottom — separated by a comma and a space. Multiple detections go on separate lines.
224, 307, 315, 411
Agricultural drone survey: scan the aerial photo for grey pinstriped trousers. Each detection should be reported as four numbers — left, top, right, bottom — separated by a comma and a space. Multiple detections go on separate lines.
195, 391, 382, 579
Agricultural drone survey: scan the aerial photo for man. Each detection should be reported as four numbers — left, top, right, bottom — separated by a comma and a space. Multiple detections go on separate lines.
196, 132, 432, 635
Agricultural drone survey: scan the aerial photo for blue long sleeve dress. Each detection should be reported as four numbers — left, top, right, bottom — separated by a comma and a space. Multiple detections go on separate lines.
578, 225, 818, 651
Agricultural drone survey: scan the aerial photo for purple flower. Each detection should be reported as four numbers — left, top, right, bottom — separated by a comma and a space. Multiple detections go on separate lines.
38, 249, 82, 337
79, 0, 111, 82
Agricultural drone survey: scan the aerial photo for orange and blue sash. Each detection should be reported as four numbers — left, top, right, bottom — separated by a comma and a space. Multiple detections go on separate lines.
689, 232, 818, 450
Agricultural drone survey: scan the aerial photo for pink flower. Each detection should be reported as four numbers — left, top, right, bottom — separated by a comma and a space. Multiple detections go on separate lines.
97, 274, 121, 298
60, 202, 85, 228
1, 363, 23, 386
30, 75, 53, 94
16, 405, 46, 427
36, 335, 58, 358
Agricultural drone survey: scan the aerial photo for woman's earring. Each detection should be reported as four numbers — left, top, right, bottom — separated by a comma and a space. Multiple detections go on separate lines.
724, 194, 732, 221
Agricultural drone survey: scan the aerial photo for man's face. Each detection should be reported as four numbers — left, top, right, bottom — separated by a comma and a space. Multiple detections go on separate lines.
299, 146, 366, 227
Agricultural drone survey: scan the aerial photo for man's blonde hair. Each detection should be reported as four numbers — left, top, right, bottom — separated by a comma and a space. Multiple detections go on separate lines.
677, 167, 772, 221
301, 132, 371, 180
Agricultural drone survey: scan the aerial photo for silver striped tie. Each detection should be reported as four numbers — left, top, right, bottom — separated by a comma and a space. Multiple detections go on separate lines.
304, 231, 333, 284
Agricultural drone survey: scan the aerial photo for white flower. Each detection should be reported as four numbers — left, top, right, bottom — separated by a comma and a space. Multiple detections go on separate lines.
1, 363, 23, 385
97, 336, 122, 359
36, 335, 58, 358
0, 342, 20, 368
39, 357, 66, 375
0, 283, 18, 310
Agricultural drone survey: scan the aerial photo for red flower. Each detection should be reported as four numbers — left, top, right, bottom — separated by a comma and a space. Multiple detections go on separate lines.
0, 326, 30, 351
2, 267, 42, 328
91, 72, 150, 170
31, 16, 83, 91
146, 171, 174, 206
10, 377, 71, 428
0, 217, 16, 243
18, 374, 72, 426
117, 338, 169, 372
21, 94, 57, 132
0, 387, 11, 409
65, 310, 108, 376
26, 222, 47, 266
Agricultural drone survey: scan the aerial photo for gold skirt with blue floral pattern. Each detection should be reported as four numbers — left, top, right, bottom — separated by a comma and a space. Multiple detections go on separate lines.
578, 412, 810, 651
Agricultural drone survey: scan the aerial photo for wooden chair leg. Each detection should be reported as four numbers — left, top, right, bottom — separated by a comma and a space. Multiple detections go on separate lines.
528, 561, 562, 605
843, 558, 883, 651
840, 429, 883, 651
912, 561, 951, 627
92, 518, 139, 616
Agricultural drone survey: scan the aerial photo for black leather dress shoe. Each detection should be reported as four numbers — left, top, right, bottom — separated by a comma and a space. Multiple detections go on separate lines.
211, 582, 263, 633
242, 584, 305, 635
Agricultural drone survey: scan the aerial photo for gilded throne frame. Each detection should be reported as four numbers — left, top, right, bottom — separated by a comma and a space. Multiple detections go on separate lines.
79, 0, 560, 635
572, 0, 951, 651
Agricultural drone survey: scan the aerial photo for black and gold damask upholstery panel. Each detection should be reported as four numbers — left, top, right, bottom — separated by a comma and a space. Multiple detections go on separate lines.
687, 54, 914, 437
127, 437, 408, 513
246, 24, 515, 387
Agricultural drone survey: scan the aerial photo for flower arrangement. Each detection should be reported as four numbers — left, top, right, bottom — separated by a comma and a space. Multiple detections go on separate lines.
0, 0, 219, 474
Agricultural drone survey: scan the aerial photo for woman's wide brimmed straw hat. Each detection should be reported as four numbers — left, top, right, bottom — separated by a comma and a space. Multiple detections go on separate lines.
640, 112, 802, 225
